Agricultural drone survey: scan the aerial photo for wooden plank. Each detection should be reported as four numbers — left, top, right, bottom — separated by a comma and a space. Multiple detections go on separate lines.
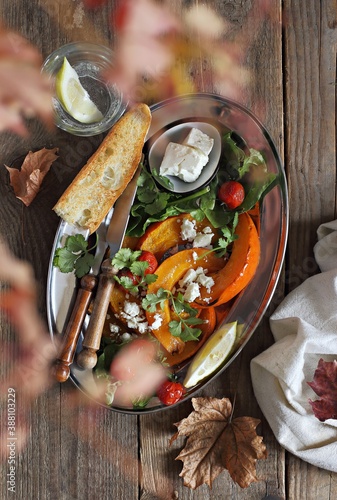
284, 0, 337, 289
283, 0, 337, 498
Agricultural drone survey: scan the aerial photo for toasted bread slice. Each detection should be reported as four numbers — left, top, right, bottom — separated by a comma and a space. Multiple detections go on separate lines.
53, 103, 151, 234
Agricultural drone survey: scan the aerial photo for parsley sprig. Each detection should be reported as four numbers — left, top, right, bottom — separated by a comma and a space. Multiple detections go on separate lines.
201, 212, 239, 259
142, 288, 204, 342
53, 234, 97, 278
111, 248, 157, 294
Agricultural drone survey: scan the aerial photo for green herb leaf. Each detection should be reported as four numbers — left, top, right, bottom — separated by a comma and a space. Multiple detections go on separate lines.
74, 252, 95, 278
53, 234, 97, 278
145, 274, 158, 285
130, 260, 149, 276
240, 148, 265, 177
53, 247, 77, 274
144, 193, 171, 216
112, 248, 158, 293
169, 320, 202, 342
111, 248, 142, 270
114, 275, 139, 294
142, 288, 168, 312
65, 233, 87, 253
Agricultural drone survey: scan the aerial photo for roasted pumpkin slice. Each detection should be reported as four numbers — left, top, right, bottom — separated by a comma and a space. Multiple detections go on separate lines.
146, 248, 225, 355
197, 212, 260, 306
137, 214, 219, 260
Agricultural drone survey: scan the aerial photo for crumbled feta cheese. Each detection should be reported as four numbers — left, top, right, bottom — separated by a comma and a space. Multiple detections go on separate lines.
151, 313, 163, 330
123, 301, 140, 317
195, 266, 205, 275
183, 127, 214, 156
197, 273, 214, 292
179, 266, 214, 298
121, 332, 132, 342
120, 300, 149, 333
180, 218, 196, 241
193, 232, 213, 248
179, 268, 198, 287
109, 323, 120, 333
181, 220, 214, 248
137, 321, 148, 334
192, 251, 198, 261
183, 282, 201, 302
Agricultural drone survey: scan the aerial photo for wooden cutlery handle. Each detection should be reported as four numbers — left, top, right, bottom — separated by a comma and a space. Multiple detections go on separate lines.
76, 259, 117, 370
53, 274, 97, 383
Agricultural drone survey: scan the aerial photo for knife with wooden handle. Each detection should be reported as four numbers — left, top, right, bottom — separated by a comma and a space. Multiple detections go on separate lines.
76, 166, 141, 370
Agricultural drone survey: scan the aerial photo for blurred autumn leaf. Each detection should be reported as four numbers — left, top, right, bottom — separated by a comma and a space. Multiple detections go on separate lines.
106, 0, 250, 103
5, 148, 58, 206
0, 25, 53, 135
308, 358, 337, 422
171, 397, 267, 489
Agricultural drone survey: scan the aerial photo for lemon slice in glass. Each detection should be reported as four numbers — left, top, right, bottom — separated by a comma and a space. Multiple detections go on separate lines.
55, 57, 104, 124
183, 322, 237, 388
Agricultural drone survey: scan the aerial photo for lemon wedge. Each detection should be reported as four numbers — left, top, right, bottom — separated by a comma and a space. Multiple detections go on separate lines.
183, 322, 237, 388
55, 57, 104, 124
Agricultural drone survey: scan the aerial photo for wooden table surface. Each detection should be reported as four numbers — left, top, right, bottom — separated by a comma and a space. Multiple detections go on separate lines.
1, 0, 337, 498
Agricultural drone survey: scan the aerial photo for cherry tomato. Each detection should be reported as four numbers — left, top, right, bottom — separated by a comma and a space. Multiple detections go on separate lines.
157, 379, 185, 406
138, 251, 158, 275
218, 181, 245, 209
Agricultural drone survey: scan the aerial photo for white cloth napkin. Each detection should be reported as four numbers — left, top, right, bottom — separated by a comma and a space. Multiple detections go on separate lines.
251, 220, 337, 472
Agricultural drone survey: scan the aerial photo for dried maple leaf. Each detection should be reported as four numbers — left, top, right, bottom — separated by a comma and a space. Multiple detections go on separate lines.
5, 147, 58, 206
171, 397, 267, 489
308, 358, 337, 421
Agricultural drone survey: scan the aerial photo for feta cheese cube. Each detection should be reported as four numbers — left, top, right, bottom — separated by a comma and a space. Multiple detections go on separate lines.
183, 127, 214, 156
159, 142, 208, 183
